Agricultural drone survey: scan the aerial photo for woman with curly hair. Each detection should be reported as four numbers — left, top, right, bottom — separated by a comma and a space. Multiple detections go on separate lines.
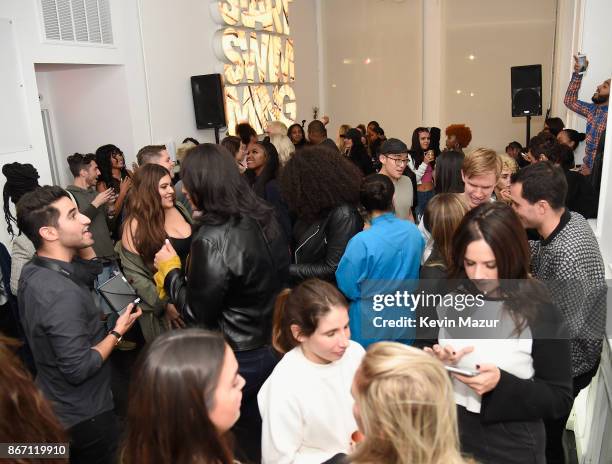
280, 146, 364, 284
287, 123, 307, 149
445, 124, 473, 154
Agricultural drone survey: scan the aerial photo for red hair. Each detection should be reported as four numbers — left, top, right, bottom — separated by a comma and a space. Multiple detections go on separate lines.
445, 124, 472, 148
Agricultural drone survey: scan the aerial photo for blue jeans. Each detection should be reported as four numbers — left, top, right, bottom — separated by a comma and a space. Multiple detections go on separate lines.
415, 189, 435, 221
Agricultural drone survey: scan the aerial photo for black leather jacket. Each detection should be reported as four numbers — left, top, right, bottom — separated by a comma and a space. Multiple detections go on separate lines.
164, 215, 290, 351
290, 204, 363, 283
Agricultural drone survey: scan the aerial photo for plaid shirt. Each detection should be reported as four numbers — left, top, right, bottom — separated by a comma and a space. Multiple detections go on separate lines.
564, 72, 608, 168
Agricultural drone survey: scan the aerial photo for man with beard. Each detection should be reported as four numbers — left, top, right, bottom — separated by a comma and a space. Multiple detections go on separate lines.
564, 55, 609, 175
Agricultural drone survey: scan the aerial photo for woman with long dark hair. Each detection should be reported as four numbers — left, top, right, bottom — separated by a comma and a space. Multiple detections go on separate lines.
122, 329, 244, 464
343, 128, 374, 175
259, 279, 364, 464
153, 144, 290, 462
425, 202, 572, 464
95, 144, 132, 238
119, 164, 192, 341
280, 146, 364, 284
406, 127, 435, 219
433, 150, 465, 194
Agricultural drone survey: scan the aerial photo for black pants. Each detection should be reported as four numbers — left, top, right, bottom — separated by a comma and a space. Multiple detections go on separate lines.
458, 406, 546, 464
68, 410, 120, 464
544, 361, 600, 464
232, 346, 279, 464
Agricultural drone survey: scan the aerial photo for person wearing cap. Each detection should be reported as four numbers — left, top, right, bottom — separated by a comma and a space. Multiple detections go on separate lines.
379, 138, 416, 222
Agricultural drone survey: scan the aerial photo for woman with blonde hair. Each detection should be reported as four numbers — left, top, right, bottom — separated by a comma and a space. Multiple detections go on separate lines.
337, 124, 351, 153
270, 133, 296, 167
415, 193, 469, 348
337, 342, 471, 464
495, 154, 518, 204
266, 120, 288, 137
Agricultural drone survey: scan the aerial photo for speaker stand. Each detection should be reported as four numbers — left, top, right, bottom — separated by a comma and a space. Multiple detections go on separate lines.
525, 115, 531, 148
214, 126, 220, 144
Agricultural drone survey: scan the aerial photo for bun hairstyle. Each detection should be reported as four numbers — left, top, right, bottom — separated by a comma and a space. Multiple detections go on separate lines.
560, 129, 586, 149
360, 174, 394, 213
272, 279, 349, 354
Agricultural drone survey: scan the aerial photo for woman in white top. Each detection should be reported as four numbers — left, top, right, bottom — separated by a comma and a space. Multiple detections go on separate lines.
258, 279, 365, 464
425, 202, 572, 464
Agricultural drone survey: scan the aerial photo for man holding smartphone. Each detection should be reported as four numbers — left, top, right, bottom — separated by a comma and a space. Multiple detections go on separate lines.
16, 186, 141, 464
564, 54, 609, 175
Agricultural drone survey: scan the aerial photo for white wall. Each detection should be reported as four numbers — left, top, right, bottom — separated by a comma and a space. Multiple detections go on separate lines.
35, 64, 135, 187
440, 0, 557, 153
321, 0, 423, 143
290, 0, 321, 125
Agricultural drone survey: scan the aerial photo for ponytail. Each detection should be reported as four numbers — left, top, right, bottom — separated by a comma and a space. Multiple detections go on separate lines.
271, 279, 349, 356
272, 288, 295, 355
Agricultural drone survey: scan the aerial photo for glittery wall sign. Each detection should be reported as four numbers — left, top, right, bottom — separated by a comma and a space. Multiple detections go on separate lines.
211, 0, 296, 133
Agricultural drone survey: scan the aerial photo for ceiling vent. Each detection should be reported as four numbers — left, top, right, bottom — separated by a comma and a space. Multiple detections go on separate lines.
40, 0, 113, 45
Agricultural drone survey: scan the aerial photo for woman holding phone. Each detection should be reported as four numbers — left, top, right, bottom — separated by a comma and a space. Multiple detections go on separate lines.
425, 202, 572, 464
406, 127, 435, 219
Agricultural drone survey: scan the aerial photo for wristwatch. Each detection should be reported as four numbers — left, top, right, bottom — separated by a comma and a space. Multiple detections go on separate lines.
109, 330, 122, 345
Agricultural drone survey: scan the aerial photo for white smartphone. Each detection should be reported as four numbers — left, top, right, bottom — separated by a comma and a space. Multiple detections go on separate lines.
577, 54, 588, 73
444, 365, 480, 377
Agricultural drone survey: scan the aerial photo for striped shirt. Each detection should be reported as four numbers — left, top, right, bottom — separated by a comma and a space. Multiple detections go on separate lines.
564, 72, 608, 168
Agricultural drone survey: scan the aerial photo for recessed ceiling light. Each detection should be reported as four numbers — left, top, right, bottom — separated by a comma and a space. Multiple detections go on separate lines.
456, 89, 462, 94
468, 54, 475, 60
364, 57, 371, 65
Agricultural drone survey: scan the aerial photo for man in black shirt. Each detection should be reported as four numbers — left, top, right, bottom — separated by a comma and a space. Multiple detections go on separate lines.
17, 186, 141, 464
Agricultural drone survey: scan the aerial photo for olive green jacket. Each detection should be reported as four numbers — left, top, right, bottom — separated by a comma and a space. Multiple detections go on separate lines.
114, 203, 192, 343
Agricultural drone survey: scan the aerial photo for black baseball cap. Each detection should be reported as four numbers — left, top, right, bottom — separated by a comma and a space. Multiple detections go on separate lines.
380, 138, 408, 154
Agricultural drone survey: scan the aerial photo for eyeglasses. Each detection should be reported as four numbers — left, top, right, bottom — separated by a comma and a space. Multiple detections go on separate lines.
384, 155, 409, 167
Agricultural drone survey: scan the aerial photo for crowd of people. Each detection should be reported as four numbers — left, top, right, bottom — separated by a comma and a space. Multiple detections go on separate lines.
0, 55, 609, 464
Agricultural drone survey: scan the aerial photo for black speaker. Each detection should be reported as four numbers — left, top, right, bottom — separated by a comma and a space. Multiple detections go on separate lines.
191, 74, 226, 129
511, 65, 542, 117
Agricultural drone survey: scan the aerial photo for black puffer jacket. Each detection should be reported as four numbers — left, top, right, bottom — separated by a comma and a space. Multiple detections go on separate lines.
164, 215, 290, 352
290, 204, 363, 283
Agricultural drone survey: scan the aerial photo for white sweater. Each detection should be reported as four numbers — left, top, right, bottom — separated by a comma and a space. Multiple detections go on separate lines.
258, 341, 365, 464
